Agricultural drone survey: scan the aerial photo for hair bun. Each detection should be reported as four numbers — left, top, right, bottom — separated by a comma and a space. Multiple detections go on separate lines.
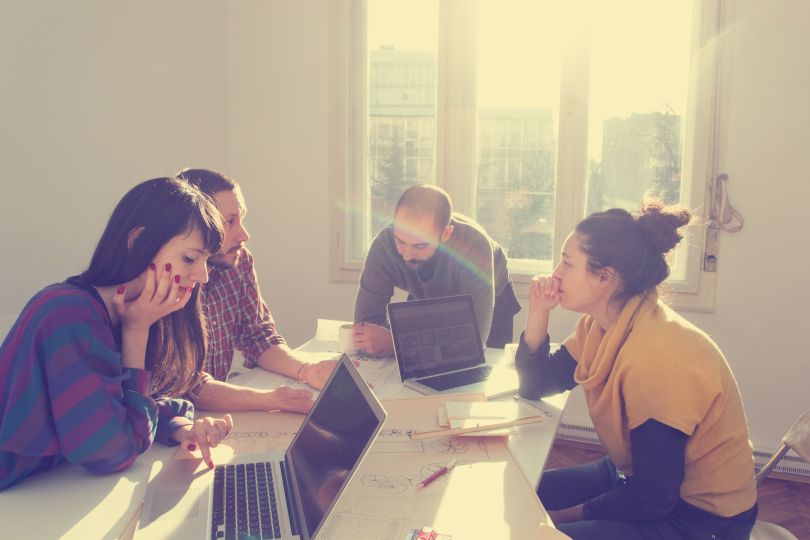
636, 198, 691, 254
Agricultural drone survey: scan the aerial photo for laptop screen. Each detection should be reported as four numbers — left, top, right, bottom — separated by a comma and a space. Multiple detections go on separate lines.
286, 356, 385, 539
388, 294, 486, 379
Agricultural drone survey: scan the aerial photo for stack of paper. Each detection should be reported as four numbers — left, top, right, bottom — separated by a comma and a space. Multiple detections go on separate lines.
411, 400, 544, 440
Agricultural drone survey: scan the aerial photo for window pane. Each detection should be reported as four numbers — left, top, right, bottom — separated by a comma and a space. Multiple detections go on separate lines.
584, 1, 693, 279
368, 0, 438, 240
476, 0, 562, 266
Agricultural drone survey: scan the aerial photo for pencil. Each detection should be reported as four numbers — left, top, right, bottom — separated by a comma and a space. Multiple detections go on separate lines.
419, 460, 457, 487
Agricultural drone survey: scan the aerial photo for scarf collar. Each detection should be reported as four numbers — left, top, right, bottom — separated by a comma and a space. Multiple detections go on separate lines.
573, 292, 653, 390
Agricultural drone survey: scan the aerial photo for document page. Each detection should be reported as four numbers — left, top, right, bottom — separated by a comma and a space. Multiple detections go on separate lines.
317, 394, 554, 540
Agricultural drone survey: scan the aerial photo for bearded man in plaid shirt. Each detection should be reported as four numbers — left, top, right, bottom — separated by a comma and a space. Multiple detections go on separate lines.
177, 168, 338, 414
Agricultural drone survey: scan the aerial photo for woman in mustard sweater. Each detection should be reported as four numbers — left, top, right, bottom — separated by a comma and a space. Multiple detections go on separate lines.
517, 199, 757, 539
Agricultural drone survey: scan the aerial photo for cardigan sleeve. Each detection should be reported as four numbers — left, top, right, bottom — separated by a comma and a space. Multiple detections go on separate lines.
154, 397, 195, 446
354, 229, 398, 327
515, 332, 578, 398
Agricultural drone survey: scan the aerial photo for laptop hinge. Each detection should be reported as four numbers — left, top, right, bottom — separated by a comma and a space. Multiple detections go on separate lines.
280, 460, 302, 537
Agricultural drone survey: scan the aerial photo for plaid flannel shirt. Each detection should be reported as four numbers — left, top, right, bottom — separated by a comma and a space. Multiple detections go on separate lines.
200, 248, 286, 382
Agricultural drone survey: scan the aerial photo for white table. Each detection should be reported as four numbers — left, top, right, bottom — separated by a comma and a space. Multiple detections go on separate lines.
0, 319, 568, 539
235, 319, 569, 491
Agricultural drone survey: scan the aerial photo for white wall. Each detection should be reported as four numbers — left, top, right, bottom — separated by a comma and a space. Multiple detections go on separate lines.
0, 1, 233, 314
1, 0, 808, 451
688, 0, 810, 449
222, 1, 360, 343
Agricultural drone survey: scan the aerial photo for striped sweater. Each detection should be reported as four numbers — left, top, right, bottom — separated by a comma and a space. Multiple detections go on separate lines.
0, 280, 194, 491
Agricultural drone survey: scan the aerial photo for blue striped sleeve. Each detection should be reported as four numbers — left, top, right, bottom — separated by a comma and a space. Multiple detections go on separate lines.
155, 398, 195, 446
40, 297, 159, 474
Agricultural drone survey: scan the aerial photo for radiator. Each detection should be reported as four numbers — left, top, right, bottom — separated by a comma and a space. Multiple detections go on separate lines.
555, 422, 810, 479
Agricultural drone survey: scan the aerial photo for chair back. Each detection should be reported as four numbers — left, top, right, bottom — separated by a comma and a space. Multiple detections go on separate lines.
782, 409, 810, 464
750, 410, 810, 540
756, 409, 810, 486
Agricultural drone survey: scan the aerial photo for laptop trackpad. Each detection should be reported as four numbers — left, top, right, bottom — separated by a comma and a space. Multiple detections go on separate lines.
148, 488, 202, 521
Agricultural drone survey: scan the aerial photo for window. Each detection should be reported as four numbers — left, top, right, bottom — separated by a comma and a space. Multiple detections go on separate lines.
330, 0, 723, 309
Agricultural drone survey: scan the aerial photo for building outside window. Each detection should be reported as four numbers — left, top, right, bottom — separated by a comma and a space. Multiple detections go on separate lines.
331, 0, 722, 309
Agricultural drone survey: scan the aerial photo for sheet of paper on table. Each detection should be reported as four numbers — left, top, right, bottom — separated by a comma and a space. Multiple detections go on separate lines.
316, 392, 556, 540
173, 411, 305, 464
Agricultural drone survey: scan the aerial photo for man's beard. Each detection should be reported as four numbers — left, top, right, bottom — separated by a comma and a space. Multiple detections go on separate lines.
402, 249, 439, 271
208, 245, 242, 269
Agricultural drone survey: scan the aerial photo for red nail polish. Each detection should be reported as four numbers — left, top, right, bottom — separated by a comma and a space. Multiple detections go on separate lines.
187, 443, 196, 451
117, 286, 125, 294
149, 263, 156, 271
174, 275, 180, 284
207, 459, 215, 469
164, 263, 172, 272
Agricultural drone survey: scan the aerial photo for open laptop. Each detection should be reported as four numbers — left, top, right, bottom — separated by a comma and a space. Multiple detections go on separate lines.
136, 354, 386, 540
387, 294, 520, 399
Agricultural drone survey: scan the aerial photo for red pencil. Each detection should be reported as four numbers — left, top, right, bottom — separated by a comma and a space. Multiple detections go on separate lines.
419, 460, 458, 487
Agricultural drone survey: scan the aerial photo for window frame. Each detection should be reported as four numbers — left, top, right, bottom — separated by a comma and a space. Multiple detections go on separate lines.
330, 0, 724, 311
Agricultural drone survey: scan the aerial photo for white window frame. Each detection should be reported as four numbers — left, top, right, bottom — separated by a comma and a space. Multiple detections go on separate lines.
330, 0, 725, 311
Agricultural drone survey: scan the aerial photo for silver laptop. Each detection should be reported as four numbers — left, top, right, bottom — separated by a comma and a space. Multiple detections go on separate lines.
136, 354, 386, 540
387, 294, 519, 399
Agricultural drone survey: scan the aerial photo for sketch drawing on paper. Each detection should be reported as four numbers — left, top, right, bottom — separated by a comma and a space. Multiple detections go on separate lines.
429, 438, 471, 454
223, 429, 298, 455
361, 474, 421, 495
378, 428, 417, 439
226, 431, 269, 439
360, 461, 469, 495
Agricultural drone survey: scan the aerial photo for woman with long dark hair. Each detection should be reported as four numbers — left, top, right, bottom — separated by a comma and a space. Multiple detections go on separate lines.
0, 177, 232, 490
518, 199, 757, 539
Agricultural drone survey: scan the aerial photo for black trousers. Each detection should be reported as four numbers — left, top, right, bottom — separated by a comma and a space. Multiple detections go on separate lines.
538, 457, 757, 540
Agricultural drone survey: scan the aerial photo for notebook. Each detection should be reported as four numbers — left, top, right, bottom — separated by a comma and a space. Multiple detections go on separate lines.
136, 354, 386, 540
387, 294, 520, 399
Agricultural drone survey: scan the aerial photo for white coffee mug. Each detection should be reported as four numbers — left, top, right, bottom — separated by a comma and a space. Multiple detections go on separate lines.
338, 323, 357, 355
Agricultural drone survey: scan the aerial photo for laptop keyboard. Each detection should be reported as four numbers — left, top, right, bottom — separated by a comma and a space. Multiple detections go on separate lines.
418, 364, 493, 390
211, 462, 282, 539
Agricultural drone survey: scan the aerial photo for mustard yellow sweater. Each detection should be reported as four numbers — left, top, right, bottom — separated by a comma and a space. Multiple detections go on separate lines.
563, 294, 757, 516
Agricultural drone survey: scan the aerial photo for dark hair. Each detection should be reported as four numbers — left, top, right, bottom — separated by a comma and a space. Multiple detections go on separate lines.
78, 177, 224, 397
575, 198, 691, 302
176, 168, 237, 199
394, 184, 453, 231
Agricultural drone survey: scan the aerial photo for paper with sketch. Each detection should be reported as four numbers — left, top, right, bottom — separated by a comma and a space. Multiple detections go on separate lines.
317, 392, 554, 540
374, 393, 486, 443
174, 411, 304, 463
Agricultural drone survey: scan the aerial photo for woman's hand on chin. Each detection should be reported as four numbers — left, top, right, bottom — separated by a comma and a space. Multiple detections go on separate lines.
114, 263, 190, 331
